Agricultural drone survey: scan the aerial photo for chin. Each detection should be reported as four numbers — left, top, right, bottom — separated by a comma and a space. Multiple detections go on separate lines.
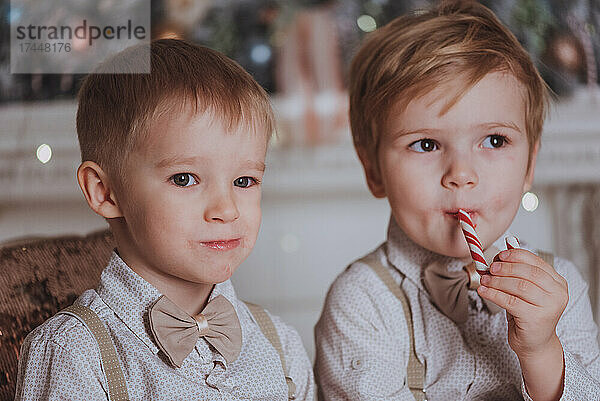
211, 263, 236, 283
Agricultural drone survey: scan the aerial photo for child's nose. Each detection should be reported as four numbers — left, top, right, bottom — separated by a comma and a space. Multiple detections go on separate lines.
441, 157, 479, 189
204, 189, 240, 223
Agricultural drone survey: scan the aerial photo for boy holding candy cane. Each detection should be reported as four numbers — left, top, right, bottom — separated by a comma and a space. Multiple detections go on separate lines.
315, 2, 600, 400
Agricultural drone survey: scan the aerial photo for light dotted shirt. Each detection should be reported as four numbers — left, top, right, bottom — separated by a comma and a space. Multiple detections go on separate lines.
15, 252, 315, 401
315, 218, 600, 400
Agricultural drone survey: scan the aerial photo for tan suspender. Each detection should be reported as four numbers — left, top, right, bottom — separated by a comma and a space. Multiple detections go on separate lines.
58, 304, 130, 401
58, 302, 295, 401
245, 302, 297, 400
360, 254, 426, 401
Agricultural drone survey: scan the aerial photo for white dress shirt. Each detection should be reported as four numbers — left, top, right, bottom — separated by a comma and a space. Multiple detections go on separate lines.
16, 251, 315, 400
315, 218, 600, 400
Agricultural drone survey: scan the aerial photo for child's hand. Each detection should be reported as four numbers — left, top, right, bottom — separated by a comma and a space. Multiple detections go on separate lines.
477, 248, 568, 358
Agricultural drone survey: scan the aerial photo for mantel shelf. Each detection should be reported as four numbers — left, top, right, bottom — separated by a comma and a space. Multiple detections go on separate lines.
1, 90, 599, 203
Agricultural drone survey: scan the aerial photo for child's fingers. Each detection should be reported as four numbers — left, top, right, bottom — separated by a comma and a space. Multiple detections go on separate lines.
477, 284, 534, 316
496, 249, 563, 282
480, 274, 549, 307
489, 261, 557, 292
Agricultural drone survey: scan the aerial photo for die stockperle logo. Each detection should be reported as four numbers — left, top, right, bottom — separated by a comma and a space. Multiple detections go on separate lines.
15, 19, 146, 47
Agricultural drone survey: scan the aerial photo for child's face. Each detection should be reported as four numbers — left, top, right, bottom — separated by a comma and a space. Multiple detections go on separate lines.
114, 107, 267, 285
372, 71, 536, 258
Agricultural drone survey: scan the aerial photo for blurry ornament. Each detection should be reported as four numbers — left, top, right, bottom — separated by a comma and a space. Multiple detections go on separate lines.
544, 31, 585, 74
540, 29, 586, 95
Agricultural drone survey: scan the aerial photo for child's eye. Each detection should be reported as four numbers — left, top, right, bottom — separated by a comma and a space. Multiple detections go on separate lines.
170, 173, 197, 187
234, 176, 258, 188
409, 139, 438, 152
482, 134, 508, 148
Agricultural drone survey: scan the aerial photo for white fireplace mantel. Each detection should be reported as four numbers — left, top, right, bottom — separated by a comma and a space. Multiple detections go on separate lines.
0, 89, 599, 203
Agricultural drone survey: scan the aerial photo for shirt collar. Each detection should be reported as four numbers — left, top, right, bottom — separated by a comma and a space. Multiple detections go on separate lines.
96, 251, 241, 356
385, 215, 511, 290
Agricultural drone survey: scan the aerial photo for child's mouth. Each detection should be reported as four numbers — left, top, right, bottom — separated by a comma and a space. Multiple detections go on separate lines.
447, 210, 478, 227
199, 239, 241, 250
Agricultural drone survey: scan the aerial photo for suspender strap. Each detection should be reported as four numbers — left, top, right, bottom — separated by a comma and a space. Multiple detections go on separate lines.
360, 254, 426, 401
58, 304, 130, 401
244, 302, 297, 400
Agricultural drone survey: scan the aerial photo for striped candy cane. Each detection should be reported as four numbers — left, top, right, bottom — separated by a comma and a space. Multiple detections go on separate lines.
458, 209, 488, 272
505, 235, 520, 250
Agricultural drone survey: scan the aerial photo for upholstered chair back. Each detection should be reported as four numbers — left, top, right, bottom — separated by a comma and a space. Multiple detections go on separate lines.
0, 230, 113, 400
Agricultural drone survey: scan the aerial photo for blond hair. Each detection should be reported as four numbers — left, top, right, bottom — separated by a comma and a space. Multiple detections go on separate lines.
76, 39, 275, 180
349, 1, 548, 168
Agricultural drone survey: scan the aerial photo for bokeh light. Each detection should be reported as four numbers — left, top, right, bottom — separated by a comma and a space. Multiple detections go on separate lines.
36, 144, 52, 164
521, 191, 539, 212
357, 15, 377, 32
250, 44, 272, 64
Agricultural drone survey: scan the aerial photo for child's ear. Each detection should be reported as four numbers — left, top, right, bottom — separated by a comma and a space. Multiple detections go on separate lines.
77, 161, 123, 218
356, 146, 386, 198
523, 140, 540, 193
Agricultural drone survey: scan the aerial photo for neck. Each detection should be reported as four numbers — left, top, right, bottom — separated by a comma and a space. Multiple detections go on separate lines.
122, 252, 214, 315
112, 252, 214, 318
152, 277, 215, 316
131, 262, 214, 315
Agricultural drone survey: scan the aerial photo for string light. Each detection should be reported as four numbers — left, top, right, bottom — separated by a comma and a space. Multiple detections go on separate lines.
36, 144, 52, 164
357, 15, 377, 32
521, 191, 539, 212
250, 44, 271, 64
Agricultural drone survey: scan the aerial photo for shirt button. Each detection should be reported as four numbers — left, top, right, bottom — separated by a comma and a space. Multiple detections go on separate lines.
351, 358, 365, 370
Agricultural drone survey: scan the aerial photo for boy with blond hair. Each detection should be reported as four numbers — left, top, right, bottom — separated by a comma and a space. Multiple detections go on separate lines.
16, 39, 314, 400
315, 2, 600, 400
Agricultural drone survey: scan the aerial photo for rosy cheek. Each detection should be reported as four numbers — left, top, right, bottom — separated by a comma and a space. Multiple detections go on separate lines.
488, 193, 511, 212
487, 187, 521, 222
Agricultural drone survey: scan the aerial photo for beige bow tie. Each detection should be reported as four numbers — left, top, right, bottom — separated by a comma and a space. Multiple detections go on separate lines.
148, 294, 242, 368
422, 246, 503, 324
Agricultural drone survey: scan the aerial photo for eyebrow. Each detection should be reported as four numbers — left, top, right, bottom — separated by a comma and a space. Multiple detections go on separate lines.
155, 155, 265, 171
476, 121, 523, 133
389, 121, 523, 139
155, 155, 202, 169
388, 128, 440, 139
240, 160, 266, 172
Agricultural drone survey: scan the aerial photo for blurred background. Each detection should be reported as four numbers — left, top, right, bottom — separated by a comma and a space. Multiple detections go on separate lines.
1, 0, 599, 359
